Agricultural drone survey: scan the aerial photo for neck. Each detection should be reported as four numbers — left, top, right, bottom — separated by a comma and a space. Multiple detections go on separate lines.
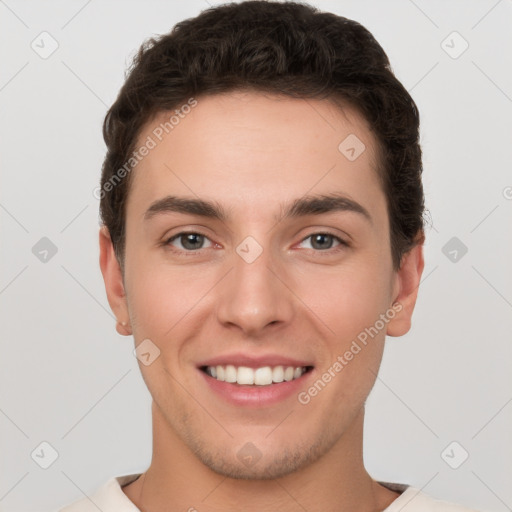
122, 403, 400, 512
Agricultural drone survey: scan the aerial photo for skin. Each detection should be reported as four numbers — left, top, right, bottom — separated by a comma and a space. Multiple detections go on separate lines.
99, 90, 424, 512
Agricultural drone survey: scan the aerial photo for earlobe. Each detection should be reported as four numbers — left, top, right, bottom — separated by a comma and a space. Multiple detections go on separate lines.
386, 242, 425, 338
99, 226, 132, 336
116, 320, 133, 336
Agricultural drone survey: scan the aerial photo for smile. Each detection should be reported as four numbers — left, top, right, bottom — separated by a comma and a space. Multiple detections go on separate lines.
202, 365, 313, 386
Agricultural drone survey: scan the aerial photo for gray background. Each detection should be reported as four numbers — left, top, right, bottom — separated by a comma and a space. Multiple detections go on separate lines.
1, 0, 511, 511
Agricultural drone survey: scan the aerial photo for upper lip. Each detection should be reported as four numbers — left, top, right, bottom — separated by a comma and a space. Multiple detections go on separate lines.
197, 353, 314, 369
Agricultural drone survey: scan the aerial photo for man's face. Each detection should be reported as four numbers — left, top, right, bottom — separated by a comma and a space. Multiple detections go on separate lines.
102, 91, 420, 479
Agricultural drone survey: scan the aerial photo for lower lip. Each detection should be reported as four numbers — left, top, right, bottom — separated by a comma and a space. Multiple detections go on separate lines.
199, 368, 314, 407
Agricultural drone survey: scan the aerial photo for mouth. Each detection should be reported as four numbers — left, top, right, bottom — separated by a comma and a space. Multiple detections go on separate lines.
200, 364, 314, 386
196, 353, 315, 407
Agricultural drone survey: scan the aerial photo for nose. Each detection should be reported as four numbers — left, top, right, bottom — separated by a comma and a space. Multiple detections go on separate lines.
215, 240, 295, 337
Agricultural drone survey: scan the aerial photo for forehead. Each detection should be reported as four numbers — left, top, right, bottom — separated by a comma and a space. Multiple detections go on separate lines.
127, 91, 385, 227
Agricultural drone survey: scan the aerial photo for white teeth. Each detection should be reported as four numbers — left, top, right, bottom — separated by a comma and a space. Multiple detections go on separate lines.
284, 366, 294, 381
225, 364, 237, 383
272, 366, 284, 383
205, 364, 308, 385
254, 367, 273, 386
237, 366, 254, 385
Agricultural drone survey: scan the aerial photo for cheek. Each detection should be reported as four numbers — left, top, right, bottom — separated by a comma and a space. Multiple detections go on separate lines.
126, 256, 220, 340
298, 267, 389, 416
297, 259, 391, 338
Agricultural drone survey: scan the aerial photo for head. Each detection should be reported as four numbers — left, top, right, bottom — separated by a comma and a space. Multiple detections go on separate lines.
99, 1, 426, 480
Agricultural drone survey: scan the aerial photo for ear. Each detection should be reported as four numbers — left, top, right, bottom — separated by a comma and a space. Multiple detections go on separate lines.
99, 226, 132, 336
386, 242, 425, 337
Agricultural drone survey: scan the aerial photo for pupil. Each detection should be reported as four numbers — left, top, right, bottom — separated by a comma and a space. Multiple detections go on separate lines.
184, 233, 202, 250
312, 234, 332, 250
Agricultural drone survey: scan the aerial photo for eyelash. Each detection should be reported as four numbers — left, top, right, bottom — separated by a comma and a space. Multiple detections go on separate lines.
163, 231, 349, 256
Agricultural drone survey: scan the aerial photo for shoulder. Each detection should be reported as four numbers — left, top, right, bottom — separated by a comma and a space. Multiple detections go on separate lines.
57, 474, 142, 512
381, 482, 481, 512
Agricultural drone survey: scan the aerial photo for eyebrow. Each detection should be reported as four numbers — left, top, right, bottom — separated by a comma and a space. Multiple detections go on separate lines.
143, 193, 372, 225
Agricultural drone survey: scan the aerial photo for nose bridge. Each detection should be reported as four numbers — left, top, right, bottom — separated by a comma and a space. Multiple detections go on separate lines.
215, 234, 293, 333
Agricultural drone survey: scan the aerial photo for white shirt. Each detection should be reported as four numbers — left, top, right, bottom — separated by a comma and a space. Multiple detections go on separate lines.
58, 473, 480, 512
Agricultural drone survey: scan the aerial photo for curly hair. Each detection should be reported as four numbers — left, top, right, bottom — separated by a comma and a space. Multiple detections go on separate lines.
100, 0, 427, 272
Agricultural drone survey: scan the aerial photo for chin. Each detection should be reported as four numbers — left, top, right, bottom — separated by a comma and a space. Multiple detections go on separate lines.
184, 428, 333, 480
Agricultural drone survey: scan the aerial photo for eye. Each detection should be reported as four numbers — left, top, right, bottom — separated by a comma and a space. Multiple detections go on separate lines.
163, 231, 348, 255
165, 232, 214, 251
298, 233, 348, 252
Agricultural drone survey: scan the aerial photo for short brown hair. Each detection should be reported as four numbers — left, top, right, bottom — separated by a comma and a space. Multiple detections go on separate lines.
100, 0, 427, 271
